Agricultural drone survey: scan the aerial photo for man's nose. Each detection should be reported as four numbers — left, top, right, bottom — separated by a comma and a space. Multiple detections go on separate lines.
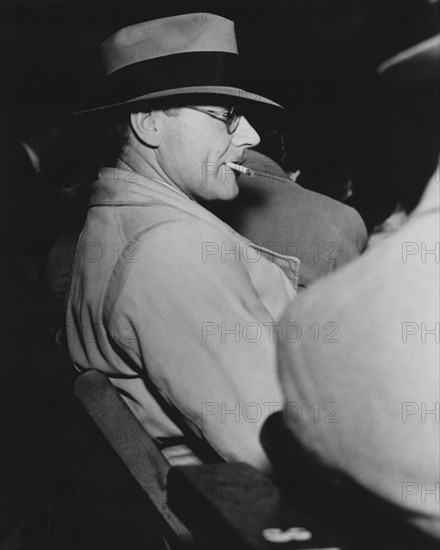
232, 116, 260, 148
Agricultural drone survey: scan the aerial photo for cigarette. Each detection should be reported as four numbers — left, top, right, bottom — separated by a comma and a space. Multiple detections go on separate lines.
226, 162, 255, 178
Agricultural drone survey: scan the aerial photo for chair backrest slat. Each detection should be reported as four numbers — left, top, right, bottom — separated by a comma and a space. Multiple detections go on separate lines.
74, 369, 193, 546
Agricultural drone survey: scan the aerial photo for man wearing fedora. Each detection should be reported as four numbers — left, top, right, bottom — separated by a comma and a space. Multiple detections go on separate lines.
66, 12, 366, 470
67, 13, 302, 470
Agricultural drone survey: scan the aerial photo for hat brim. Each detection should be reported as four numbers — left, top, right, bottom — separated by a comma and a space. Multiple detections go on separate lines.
377, 34, 440, 81
73, 86, 282, 115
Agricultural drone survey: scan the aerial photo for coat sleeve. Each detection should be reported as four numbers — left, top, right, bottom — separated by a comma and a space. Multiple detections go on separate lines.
106, 219, 291, 472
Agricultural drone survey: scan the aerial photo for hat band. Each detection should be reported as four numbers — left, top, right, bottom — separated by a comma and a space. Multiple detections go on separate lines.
105, 51, 242, 105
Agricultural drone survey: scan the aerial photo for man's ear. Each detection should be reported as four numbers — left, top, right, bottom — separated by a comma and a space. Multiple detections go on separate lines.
130, 111, 161, 147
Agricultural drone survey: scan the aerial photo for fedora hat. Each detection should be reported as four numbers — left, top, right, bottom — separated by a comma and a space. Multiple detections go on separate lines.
75, 13, 282, 114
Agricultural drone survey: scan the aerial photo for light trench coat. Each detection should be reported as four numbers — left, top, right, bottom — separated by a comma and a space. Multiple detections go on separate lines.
66, 167, 299, 470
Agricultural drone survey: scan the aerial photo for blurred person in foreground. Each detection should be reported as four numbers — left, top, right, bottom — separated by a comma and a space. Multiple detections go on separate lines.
275, 32, 440, 541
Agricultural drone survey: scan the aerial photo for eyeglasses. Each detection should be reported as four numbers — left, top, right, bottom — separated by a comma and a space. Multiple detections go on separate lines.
185, 105, 242, 134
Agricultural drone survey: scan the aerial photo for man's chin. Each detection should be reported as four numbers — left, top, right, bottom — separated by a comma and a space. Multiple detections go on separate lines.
228, 185, 240, 200
197, 182, 239, 205
218, 180, 239, 201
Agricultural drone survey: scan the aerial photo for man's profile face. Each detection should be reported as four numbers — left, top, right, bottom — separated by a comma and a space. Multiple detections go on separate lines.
157, 103, 260, 202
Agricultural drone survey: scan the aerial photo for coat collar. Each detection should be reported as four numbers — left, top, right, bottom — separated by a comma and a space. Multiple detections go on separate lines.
89, 166, 300, 290
88, 166, 243, 232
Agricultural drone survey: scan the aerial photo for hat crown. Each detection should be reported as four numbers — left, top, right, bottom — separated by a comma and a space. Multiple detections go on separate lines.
74, 12, 282, 114
101, 13, 238, 76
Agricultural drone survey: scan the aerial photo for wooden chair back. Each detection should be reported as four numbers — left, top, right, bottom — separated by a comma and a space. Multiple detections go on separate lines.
74, 369, 193, 548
